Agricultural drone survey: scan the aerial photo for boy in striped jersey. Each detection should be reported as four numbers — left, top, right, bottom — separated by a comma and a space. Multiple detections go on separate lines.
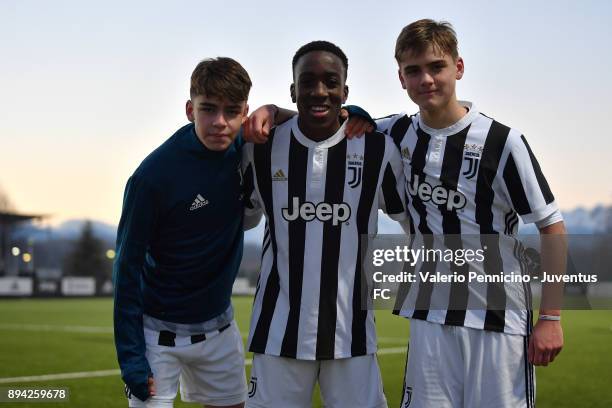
242, 41, 409, 408
376, 19, 566, 407
249, 20, 567, 408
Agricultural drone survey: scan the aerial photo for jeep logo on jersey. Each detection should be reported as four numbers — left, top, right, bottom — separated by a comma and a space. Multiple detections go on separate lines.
282, 197, 351, 225
407, 174, 467, 211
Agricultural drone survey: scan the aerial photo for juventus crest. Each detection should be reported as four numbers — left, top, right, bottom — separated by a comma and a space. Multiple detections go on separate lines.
346, 153, 364, 188
462, 143, 483, 180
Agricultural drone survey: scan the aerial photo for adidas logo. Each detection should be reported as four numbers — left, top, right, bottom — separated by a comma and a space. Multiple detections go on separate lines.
190, 194, 209, 211
272, 169, 287, 181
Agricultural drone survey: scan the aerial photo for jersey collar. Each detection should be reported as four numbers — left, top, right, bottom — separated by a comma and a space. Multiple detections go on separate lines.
290, 116, 347, 149
418, 101, 479, 137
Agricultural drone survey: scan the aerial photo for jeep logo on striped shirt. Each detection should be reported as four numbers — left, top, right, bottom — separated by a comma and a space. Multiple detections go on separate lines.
408, 174, 467, 211
282, 197, 351, 225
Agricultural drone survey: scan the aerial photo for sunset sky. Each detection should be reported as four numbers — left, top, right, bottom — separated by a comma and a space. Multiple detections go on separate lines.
1, 0, 611, 226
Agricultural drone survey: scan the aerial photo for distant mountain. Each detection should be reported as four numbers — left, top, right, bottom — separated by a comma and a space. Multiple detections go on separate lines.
563, 205, 611, 233
519, 205, 611, 234
54, 219, 118, 242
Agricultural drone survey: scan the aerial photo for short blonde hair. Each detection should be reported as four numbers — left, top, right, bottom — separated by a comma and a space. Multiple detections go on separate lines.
395, 19, 458, 62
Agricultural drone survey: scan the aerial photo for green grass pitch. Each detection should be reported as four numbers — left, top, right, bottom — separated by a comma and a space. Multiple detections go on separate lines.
0, 298, 610, 407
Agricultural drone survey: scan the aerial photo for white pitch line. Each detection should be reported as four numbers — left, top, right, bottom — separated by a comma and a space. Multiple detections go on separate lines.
0, 324, 403, 345
0, 369, 120, 384
377, 337, 407, 344
376, 347, 407, 356
0, 348, 406, 384
0, 323, 113, 334
0, 324, 250, 338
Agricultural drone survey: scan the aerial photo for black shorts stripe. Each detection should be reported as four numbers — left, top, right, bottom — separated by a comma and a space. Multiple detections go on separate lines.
352, 135, 385, 356
190, 333, 206, 343
521, 135, 555, 204
524, 334, 535, 407
389, 114, 412, 151
503, 153, 532, 216
523, 336, 531, 408
250, 130, 280, 353
316, 138, 348, 359
381, 162, 404, 215
399, 339, 410, 407
475, 120, 511, 332
158, 330, 176, 347
530, 334, 535, 405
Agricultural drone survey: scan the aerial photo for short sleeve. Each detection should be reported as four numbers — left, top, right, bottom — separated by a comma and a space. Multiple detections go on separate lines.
376, 113, 412, 151
502, 132, 558, 224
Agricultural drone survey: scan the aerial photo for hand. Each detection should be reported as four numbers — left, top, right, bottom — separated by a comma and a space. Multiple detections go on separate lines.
528, 319, 563, 366
244, 104, 277, 144
125, 374, 154, 402
147, 375, 156, 397
341, 108, 374, 139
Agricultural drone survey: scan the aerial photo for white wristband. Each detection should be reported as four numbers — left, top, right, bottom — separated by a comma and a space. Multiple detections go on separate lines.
539, 314, 561, 321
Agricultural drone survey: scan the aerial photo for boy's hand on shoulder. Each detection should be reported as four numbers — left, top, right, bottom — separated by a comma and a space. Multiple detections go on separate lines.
244, 104, 278, 144
341, 105, 376, 139
343, 110, 374, 139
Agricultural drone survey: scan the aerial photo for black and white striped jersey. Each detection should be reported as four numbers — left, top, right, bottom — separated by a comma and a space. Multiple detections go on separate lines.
378, 102, 560, 336
242, 116, 407, 360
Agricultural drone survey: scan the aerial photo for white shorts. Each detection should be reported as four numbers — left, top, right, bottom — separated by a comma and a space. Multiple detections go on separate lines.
245, 353, 387, 408
401, 318, 535, 408
126, 320, 247, 407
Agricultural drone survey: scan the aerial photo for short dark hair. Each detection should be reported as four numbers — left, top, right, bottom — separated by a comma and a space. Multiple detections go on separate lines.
292, 41, 348, 79
190, 57, 252, 102
395, 19, 458, 62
